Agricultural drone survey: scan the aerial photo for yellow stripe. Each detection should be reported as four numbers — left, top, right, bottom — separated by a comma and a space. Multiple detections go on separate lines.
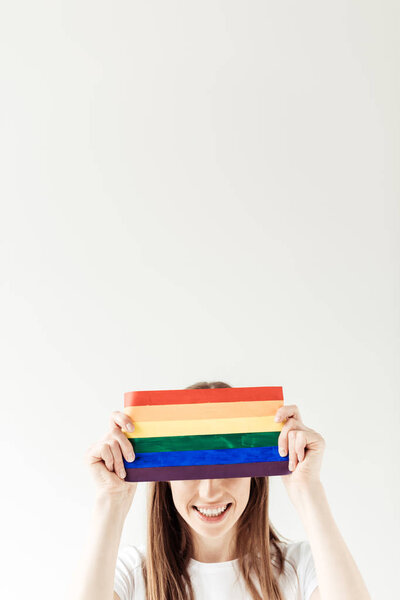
124, 416, 282, 438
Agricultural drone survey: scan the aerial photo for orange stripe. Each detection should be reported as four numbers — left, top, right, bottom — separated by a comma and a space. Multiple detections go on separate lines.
124, 400, 283, 422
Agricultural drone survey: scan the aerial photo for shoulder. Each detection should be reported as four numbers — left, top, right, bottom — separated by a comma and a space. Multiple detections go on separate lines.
276, 539, 316, 576
281, 539, 313, 563
116, 543, 146, 570
275, 539, 319, 599
114, 544, 147, 600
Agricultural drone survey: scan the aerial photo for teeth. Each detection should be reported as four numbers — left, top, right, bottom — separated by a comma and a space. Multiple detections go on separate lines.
196, 504, 228, 516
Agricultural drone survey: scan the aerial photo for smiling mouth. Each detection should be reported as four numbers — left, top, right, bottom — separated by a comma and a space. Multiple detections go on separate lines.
192, 503, 232, 520
193, 503, 230, 509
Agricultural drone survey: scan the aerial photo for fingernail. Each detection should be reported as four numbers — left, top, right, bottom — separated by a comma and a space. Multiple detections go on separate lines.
126, 422, 134, 431
119, 469, 126, 478
279, 447, 287, 456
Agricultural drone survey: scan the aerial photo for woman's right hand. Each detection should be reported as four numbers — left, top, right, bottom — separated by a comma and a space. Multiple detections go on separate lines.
85, 411, 138, 498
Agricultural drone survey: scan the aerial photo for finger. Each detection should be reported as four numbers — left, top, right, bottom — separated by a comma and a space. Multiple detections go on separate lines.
107, 439, 127, 479
109, 410, 135, 433
109, 429, 136, 464
295, 431, 306, 463
288, 430, 298, 471
274, 404, 302, 424
86, 441, 114, 469
99, 442, 114, 471
277, 417, 300, 456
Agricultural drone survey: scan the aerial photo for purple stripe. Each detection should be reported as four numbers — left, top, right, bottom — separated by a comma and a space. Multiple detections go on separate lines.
124, 460, 290, 482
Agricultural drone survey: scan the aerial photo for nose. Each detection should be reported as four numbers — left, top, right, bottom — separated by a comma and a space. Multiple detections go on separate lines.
197, 478, 225, 499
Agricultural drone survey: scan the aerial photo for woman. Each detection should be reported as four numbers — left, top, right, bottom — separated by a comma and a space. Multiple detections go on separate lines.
74, 382, 371, 600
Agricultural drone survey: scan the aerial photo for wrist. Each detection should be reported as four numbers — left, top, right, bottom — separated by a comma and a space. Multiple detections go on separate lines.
286, 479, 325, 504
289, 480, 327, 515
95, 488, 135, 512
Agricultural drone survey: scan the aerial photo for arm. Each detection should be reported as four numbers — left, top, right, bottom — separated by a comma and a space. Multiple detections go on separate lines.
275, 405, 371, 600
69, 490, 134, 600
293, 481, 371, 600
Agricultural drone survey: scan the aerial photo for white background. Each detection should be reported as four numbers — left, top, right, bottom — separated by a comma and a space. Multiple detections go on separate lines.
1, 1, 399, 598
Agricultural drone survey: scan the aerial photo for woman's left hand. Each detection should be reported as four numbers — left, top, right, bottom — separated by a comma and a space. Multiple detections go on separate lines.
275, 404, 326, 498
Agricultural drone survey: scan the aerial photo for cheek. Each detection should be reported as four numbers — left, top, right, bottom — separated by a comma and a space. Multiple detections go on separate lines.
170, 484, 194, 511
233, 486, 251, 510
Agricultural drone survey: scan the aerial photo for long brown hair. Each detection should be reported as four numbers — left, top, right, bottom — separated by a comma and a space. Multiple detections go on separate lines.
141, 381, 299, 599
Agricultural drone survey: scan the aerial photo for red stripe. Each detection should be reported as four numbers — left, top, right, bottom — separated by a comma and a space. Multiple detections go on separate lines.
124, 386, 283, 407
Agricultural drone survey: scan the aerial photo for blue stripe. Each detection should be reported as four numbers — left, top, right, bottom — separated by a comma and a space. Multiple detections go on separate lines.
124, 446, 287, 468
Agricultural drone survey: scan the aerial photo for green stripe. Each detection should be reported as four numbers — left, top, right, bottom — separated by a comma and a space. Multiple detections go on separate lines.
130, 431, 280, 453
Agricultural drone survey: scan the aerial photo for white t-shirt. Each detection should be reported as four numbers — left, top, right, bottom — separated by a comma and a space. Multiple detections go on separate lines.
113, 540, 319, 600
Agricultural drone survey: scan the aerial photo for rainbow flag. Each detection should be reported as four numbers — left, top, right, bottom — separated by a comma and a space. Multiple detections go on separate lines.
121, 386, 290, 482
